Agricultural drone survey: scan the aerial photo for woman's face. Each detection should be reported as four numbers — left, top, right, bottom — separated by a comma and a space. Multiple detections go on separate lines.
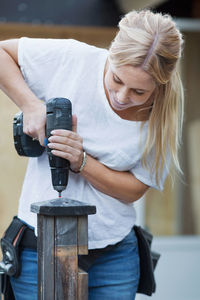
104, 62, 156, 112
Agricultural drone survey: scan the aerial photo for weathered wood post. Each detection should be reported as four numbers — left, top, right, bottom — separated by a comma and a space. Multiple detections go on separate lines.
31, 198, 96, 300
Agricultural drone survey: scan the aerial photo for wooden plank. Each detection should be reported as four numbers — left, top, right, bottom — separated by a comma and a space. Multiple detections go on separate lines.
37, 215, 55, 300
37, 215, 44, 300
33, 199, 95, 299
31, 198, 96, 216
77, 216, 88, 255
187, 119, 200, 234
78, 268, 88, 300
55, 217, 78, 300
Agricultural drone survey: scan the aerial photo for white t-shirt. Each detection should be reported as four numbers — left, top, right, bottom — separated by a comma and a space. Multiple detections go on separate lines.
17, 38, 169, 249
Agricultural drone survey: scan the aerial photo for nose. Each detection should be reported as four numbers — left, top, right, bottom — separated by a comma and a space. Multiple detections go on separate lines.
117, 87, 130, 104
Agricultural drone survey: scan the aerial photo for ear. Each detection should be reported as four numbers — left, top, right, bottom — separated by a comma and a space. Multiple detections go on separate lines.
72, 114, 77, 132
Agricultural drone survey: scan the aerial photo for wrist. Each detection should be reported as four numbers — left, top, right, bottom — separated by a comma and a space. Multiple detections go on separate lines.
70, 151, 87, 173
21, 98, 44, 113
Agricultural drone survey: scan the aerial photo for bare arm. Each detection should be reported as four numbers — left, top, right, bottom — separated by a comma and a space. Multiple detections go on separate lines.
48, 119, 149, 204
0, 39, 46, 145
81, 154, 149, 203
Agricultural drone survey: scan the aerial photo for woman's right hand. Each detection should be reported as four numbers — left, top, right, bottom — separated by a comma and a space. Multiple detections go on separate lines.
0, 39, 46, 146
22, 100, 46, 146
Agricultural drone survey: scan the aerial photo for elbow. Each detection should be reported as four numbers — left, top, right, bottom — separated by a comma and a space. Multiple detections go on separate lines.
121, 185, 149, 204
133, 189, 148, 202
0, 39, 19, 64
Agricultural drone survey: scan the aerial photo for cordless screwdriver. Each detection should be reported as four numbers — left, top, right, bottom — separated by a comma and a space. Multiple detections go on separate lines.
13, 97, 72, 197
46, 98, 72, 197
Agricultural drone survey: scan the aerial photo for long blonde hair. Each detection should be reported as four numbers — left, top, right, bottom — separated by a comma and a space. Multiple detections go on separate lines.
109, 10, 184, 186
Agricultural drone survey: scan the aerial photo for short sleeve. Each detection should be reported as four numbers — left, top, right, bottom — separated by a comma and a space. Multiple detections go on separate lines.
18, 37, 75, 99
130, 151, 171, 191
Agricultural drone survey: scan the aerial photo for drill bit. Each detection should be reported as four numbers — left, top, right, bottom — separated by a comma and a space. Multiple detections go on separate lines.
58, 192, 62, 198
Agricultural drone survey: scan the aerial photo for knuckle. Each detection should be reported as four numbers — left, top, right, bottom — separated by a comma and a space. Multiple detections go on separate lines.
24, 128, 33, 136
23, 127, 28, 134
64, 137, 69, 144
74, 155, 79, 163
63, 154, 68, 160
77, 149, 82, 156
64, 145, 69, 152
67, 131, 72, 136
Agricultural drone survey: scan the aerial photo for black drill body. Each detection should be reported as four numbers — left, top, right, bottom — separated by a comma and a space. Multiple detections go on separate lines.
13, 97, 72, 196
46, 98, 72, 194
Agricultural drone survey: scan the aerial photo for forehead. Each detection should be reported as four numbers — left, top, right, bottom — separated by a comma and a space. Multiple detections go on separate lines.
111, 64, 155, 90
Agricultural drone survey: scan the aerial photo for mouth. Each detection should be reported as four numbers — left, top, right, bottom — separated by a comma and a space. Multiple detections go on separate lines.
110, 95, 130, 111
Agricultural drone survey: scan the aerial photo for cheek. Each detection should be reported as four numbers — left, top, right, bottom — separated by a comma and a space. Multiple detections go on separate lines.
105, 73, 116, 92
131, 93, 152, 106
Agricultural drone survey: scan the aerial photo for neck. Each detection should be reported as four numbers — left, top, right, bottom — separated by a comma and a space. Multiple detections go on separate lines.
114, 106, 151, 121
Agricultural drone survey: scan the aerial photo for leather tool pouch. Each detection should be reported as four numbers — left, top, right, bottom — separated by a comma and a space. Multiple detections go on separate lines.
79, 225, 160, 296
134, 225, 160, 296
0, 216, 27, 278
0, 273, 15, 300
0, 216, 29, 300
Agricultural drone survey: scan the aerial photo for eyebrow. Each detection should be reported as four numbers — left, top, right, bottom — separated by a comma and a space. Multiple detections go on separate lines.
113, 73, 150, 92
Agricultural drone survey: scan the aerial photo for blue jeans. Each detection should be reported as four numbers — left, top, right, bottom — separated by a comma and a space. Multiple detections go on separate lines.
10, 249, 37, 300
10, 229, 139, 300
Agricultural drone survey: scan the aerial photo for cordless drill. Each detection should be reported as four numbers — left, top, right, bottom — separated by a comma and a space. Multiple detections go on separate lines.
13, 97, 72, 197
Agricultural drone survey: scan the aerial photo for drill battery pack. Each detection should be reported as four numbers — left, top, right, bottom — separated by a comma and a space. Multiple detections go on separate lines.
13, 112, 45, 157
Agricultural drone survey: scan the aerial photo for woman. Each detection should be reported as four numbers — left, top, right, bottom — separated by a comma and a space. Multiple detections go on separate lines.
0, 9, 184, 300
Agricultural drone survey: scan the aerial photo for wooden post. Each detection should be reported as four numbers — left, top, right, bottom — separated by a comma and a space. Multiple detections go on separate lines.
31, 198, 96, 300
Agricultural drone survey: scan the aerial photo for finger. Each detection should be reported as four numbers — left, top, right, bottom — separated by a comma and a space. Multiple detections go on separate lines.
51, 129, 80, 141
48, 135, 82, 148
23, 125, 37, 138
72, 114, 77, 133
51, 149, 73, 161
50, 146, 82, 167
38, 130, 46, 147
48, 142, 81, 155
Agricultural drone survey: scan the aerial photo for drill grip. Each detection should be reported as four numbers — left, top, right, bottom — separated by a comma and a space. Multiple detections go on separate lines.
46, 98, 72, 193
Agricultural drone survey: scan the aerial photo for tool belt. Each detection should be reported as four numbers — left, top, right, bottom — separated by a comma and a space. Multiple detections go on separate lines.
0, 216, 37, 300
80, 225, 160, 296
0, 217, 160, 297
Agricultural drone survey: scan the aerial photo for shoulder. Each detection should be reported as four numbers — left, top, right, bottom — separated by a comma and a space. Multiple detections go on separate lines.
67, 39, 107, 58
18, 37, 106, 60
18, 37, 77, 53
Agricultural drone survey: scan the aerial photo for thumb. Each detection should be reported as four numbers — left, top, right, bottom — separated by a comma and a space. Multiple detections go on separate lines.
72, 114, 77, 132
38, 128, 46, 147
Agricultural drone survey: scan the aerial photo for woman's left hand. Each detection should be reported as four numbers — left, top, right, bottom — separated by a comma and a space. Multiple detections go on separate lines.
47, 115, 84, 172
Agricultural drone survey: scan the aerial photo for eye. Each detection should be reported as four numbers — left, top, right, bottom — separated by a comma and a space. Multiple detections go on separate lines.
132, 89, 145, 96
113, 74, 122, 84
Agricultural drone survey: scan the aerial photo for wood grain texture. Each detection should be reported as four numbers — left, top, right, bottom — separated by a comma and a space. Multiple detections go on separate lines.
78, 268, 88, 300
37, 215, 55, 300
34, 200, 93, 299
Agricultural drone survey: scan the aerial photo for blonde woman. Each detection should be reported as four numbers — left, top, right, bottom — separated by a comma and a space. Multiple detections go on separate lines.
0, 10, 184, 300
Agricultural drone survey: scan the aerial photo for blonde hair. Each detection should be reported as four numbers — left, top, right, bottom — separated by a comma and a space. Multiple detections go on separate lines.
109, 10, 184, 187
